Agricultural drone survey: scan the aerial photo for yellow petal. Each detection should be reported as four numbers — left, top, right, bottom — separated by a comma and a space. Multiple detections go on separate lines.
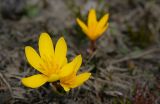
62, 57, 68, 67
25, 46, 45, 74
98, 23, 109, 36
48, 74, 60, 82
71, 73, 91, 88
87, 9, 98, 40
39, 33, 54, 59
88, 9, 97, 27
76, 18, 88, 34
97, 13, 109, 28
74, 55, 82, 73
60, 83, 70, 92
58, 57, 77, 78
87, 33, 97, 41
55, 37, 67, 68
21, 74, 48, 88
95, 14, 109, 37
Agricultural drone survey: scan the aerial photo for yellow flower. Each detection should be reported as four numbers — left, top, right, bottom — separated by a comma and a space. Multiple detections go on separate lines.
60, 55, 91, 92
77, 9, 109, 41
22, 33, 77, 88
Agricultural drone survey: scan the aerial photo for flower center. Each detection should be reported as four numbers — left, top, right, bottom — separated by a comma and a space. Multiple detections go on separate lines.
61, 74, 76, 85
40, 55, 59, 77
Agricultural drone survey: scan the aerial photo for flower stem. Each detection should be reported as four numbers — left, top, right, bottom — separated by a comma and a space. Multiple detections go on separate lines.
50, 82, 63, 95
43, 0, 48, 8
90, 40, 96, 52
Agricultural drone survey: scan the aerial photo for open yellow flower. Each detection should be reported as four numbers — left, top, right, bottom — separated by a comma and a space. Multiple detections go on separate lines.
60, 55, 91, 91
77, 9, 109, 41
22, 33, 77, 88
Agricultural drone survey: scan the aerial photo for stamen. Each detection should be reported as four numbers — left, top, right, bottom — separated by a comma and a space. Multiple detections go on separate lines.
39, 54, 60, 76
